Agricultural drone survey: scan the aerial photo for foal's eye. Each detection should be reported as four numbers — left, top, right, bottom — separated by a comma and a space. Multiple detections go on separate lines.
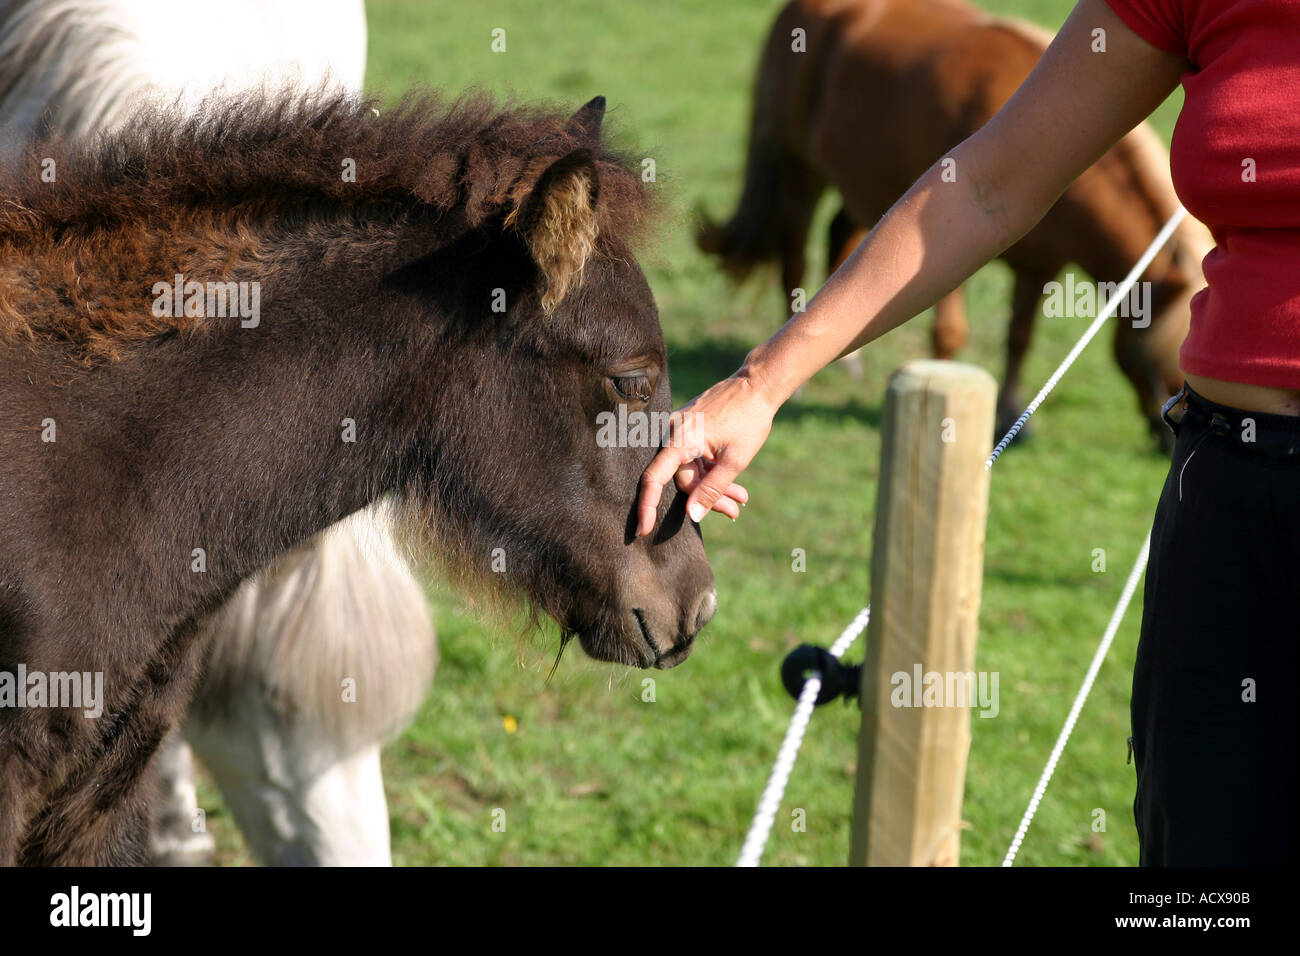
610, 374, 652, 403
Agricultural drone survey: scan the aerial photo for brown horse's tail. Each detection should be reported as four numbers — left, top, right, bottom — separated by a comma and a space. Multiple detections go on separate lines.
696, 134, 799, 282
697, 3, 820, 285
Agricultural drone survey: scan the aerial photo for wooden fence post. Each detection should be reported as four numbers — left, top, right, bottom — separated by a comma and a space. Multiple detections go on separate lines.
849, 360, 995, 866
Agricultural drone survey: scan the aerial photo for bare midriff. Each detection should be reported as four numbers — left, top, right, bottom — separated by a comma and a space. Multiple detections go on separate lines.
1184, 373, 1300, 417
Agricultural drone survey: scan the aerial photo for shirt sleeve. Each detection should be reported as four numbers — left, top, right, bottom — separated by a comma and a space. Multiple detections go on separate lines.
1102, 0, 1187, 56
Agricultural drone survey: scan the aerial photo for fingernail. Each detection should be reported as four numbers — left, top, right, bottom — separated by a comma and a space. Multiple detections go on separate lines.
688, 502, 707, 523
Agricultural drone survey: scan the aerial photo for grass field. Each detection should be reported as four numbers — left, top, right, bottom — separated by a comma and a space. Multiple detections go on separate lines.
199, 0, 1186, 866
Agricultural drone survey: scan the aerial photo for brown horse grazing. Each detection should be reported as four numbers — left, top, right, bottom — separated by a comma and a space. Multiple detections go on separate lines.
699, 0, 1212, 442
0, 91, 716, 865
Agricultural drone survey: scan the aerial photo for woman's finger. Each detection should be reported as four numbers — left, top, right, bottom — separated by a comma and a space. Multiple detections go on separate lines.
674, 458, 748, 493
722, 481, 749, 505
638, 443, 694, 537
684, 453, 746, 524
672, 457, 709, 494
709, 495, 742, 521
673, 462, 750, 519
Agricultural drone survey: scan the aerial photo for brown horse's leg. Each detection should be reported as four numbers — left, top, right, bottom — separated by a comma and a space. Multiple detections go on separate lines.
1113, 284, 1184, 452
827, 206, 864, 274
778, 165, 827, 316
998, 270, 1051, 439
827, 207, 869, 378
931, 287, 968, 360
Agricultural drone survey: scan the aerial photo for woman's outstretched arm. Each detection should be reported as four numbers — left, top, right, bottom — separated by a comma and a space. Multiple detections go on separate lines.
638, 0, 1185, 535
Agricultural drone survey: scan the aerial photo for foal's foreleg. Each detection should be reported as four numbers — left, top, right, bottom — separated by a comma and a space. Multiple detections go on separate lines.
18, 702, 168, 865
0, 741, 41, 866
21, 620, 208, 865
22, 781, 155, 866
0, 708, 134, 865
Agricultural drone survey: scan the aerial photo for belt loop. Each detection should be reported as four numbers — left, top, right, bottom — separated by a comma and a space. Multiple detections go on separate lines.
1161, 383, 1189, 437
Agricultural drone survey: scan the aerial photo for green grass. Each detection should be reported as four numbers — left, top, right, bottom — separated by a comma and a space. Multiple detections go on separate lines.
198, 0, 1184, 866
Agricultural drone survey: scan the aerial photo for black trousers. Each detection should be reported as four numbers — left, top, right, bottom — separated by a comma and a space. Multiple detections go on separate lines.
1132, 383, 1300, 866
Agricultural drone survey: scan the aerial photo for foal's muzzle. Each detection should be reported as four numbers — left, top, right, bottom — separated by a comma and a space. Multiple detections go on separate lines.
633, 587, 717, 669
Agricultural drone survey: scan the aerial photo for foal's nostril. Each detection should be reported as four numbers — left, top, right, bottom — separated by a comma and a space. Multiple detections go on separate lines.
694, 588, 718, 633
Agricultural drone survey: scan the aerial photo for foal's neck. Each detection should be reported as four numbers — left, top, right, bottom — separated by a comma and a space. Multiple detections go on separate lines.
82, 230, 475, 619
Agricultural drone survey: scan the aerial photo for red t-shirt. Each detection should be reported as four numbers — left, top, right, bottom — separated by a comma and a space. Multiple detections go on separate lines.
1103, 0, 1300, 389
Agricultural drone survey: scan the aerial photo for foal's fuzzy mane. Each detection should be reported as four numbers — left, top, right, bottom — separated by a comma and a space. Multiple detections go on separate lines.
0, 88, 652, 357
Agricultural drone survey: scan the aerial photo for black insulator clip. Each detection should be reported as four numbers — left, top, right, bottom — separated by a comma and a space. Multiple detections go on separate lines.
780, 643, 862, 706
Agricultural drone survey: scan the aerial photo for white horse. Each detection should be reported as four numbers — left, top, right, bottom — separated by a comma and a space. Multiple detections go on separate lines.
0, 0, 438, 865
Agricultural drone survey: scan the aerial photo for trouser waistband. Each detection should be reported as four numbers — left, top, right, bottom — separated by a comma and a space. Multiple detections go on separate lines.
1162, 382, 1300, 461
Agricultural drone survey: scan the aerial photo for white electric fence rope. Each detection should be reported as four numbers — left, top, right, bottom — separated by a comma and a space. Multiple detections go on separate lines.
1002, 529, 1152, 866
736, 606, 871, 867
736, 206, 1186, 867
987, 207, 1188, 469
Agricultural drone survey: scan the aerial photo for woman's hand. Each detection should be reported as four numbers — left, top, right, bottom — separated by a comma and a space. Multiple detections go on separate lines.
636, 371, 775, 536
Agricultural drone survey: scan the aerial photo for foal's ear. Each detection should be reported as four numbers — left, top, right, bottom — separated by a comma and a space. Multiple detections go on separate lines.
566, 95, 606, 143
517, 149, 600, 314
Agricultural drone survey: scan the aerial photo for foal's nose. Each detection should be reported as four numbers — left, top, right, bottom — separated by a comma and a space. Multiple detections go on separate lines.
693, 588, 718, 633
